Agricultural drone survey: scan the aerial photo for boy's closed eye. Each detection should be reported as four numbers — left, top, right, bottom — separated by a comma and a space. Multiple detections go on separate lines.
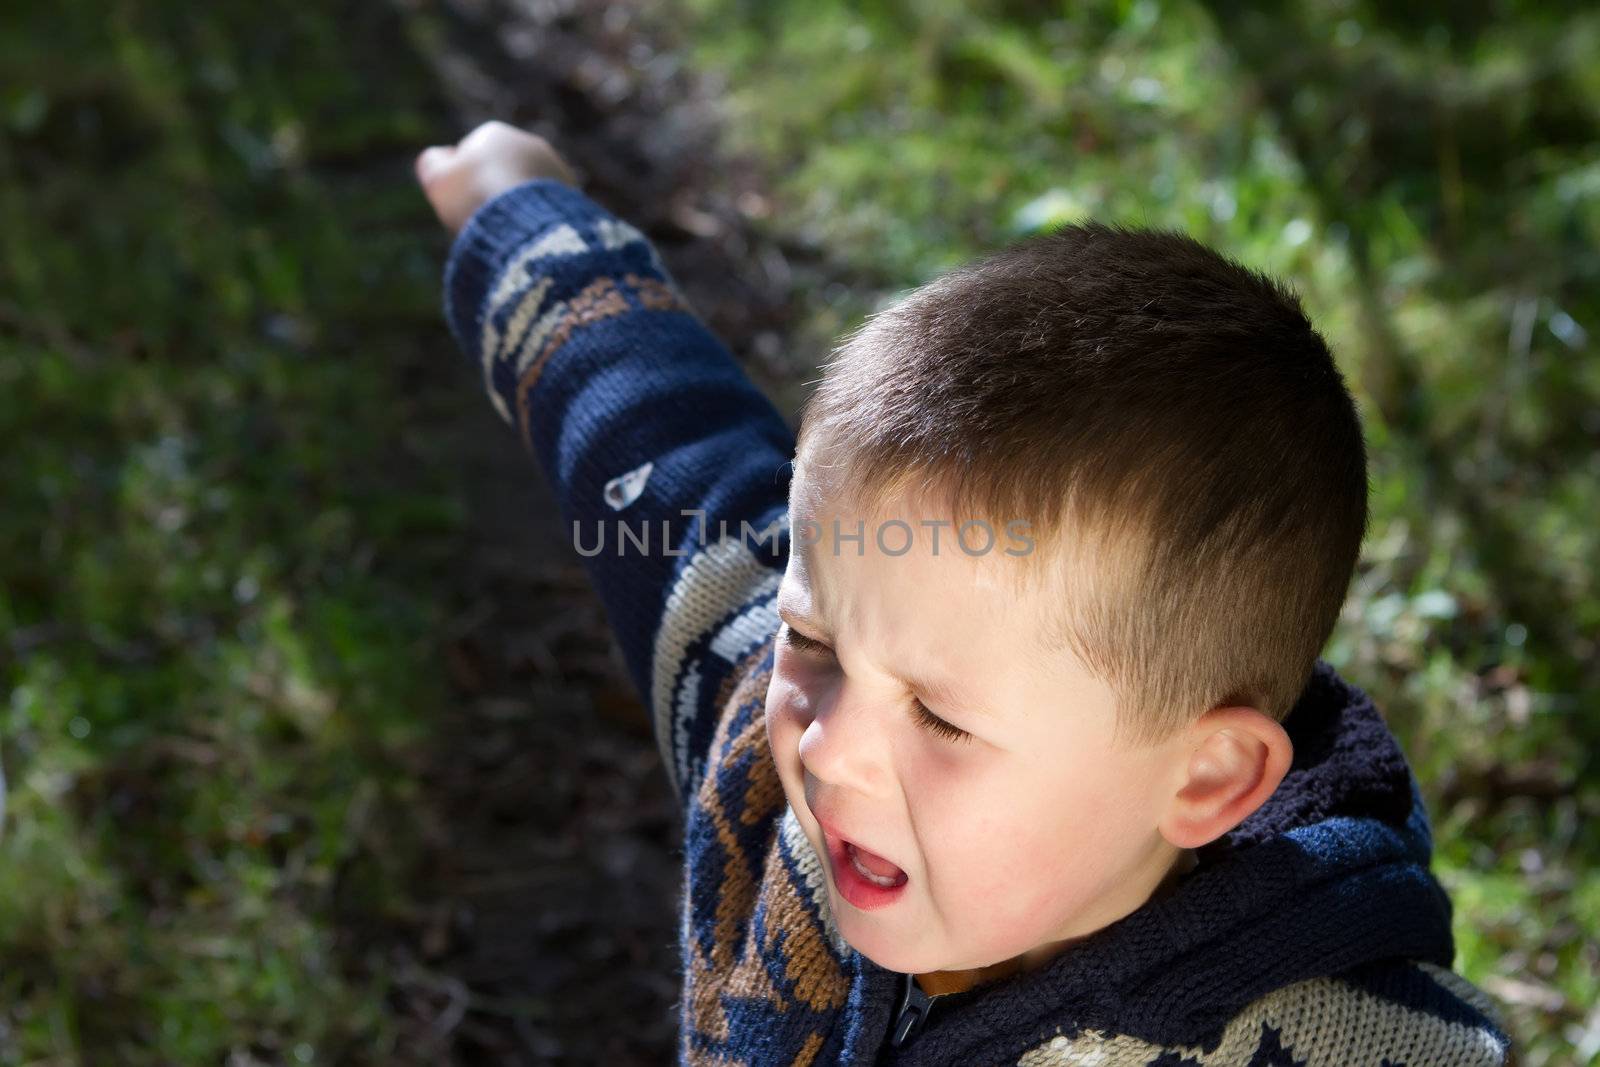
776, 624, 973, 744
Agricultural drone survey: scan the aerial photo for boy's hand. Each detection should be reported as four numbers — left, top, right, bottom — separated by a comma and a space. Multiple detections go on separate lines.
414, 120, 579, 236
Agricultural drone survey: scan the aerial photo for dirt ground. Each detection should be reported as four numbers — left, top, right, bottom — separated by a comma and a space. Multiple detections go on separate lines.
375, 1, 852, 1061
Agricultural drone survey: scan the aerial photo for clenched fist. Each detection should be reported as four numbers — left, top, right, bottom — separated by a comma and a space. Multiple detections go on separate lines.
414, 120, 579, 236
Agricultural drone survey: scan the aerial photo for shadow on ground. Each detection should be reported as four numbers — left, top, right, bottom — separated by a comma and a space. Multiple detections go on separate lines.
373, 1, 856, 1060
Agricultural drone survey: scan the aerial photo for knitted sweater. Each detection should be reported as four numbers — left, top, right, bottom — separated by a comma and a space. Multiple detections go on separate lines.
441, 178, 1515, 1066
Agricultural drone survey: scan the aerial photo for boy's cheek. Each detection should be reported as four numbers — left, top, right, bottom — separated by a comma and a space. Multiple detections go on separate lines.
764, 672, 808, 731
764, 679, 807, 781
766, 663, 833, 740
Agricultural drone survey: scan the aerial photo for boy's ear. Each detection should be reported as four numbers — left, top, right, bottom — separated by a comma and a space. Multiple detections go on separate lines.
1158, 705, 1294, 850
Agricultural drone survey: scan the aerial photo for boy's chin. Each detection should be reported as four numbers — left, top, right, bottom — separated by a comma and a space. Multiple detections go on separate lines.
842, 918, 1032, 981
836, 921, 944, 976
853, 943, 931, 975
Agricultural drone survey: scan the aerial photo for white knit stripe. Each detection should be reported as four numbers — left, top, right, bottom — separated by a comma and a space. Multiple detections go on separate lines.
596, 216, 646, 251
673, 595, 781, 794
709, 597, 781, 663
477, 219, 690, 425
488, 223, 586, 315
671, 658, 703, 799
1015, 968, 1509, 1066
479, 224, 584, 370
484, 382, 513, 426
476, 224, 587, 422
497, 275, 555, 377
780, 802, 850, 960
601, 215, 675, 279
508, 285, 571, 382
651, 514, 789, 801
594, 215, 679, 297
668, 570, 782, 799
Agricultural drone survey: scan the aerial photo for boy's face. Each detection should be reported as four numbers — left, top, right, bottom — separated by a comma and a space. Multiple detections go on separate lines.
766, 453, 1193, 977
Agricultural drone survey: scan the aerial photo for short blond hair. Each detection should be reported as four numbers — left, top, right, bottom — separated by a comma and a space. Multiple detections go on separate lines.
795, 222, 1368, 748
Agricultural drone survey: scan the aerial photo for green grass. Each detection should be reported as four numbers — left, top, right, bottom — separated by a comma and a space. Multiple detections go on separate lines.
0, 1, 459, 1061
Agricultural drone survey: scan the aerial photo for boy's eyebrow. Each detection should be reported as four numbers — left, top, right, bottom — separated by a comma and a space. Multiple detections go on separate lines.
775, 603, 998, 719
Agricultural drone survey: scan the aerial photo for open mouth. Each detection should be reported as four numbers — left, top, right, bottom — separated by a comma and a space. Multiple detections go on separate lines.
846, 840, 908, 887
823, 831, 909, 911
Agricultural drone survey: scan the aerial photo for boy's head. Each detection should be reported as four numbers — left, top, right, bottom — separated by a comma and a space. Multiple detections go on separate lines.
765, 222, 1368, 978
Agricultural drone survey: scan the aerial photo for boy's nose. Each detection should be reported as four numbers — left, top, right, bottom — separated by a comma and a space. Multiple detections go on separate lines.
797, 688, 896, 797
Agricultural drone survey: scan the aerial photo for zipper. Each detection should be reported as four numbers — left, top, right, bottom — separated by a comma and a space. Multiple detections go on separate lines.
889, 972, 936, 1048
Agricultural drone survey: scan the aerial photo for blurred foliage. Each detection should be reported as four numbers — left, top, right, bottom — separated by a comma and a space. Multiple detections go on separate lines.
0, 0, 461, 1062
0, 0, 1595, 1063
670, 0, 1599, 1062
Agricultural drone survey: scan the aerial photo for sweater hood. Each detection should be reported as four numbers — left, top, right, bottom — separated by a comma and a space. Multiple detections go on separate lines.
842, 658, 1457, 1063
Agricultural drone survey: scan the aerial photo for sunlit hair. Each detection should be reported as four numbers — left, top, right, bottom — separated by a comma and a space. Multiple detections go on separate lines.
793, 221, 1369, 748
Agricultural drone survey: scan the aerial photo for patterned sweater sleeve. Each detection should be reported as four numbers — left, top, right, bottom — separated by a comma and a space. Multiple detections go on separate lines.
442, 178, 794, 811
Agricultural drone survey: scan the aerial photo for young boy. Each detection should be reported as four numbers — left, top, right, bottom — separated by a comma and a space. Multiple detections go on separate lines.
417, 121, 1514, 1065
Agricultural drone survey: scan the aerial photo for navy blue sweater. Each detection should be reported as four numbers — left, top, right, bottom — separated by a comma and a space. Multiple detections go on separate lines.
441, 178, 1514, 1065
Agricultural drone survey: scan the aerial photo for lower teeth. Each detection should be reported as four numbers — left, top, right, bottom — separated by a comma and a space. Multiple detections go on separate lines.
848, 843, 905, 887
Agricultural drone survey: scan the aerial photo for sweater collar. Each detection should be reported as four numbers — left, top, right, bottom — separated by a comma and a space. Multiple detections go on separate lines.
842, 658, 1455, 1063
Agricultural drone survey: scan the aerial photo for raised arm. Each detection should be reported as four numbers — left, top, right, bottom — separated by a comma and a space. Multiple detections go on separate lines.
439, 170, 794, 809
